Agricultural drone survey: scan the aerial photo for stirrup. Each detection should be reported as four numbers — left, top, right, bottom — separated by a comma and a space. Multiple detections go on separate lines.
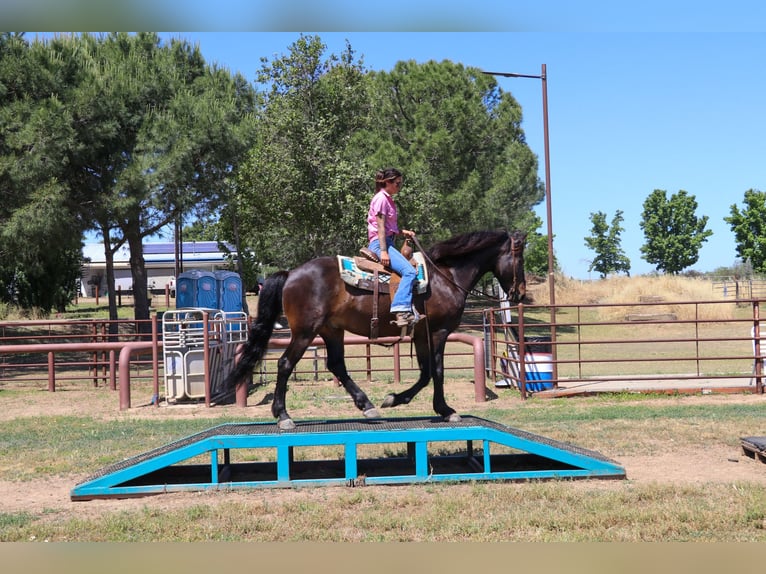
391, 311, 422, 329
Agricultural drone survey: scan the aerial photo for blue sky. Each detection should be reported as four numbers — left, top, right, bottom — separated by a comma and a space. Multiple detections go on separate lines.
140, 31, 765, 279
18, 3, 766, 278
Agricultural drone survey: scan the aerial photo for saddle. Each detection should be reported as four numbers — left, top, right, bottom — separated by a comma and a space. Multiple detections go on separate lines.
337, 249, 428, 339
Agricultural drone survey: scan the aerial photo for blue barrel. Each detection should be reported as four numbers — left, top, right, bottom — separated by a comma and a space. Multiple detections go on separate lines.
524, 352, 554, 392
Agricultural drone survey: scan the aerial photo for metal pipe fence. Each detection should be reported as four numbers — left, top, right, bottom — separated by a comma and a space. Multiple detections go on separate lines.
484, 298, 765, 398
0, 314, 487, 407
4, 297, 765, 407
0, 317, 156, 387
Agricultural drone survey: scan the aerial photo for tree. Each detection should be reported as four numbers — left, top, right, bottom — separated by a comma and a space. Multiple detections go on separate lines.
25, 33, 257, 326
0, 33, 85, 313
236, 35, 372, 268
640, 189, 712, 274
724, 189, 766, 273
584, 210, 631, 278
514, 212, 556, 277
360, 59, 544, 242
235, 38, 545, 269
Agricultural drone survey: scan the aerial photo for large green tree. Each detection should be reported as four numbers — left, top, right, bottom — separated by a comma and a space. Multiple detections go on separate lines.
0, 33, 257, 320
640, 189, 712, 275
360, 59, 544, 243
236, 35, 372, 267
14, 33, 257, 325
0, 33, 84, 312
235, 37, 546, 269
724, 189, 766, 273
584, 210, 631, 278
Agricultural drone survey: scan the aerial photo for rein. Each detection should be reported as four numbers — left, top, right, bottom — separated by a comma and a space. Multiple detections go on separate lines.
409, 235, 510, 304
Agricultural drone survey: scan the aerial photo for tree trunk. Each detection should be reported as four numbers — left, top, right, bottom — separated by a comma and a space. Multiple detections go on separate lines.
230, 212, 249, 315
126, 231, 151, 333
100, 230, 119, 337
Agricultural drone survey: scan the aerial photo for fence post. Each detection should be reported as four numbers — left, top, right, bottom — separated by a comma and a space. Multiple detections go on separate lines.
109, 350, 116, 390
152, 313, 160, 406
366, 342, 372, 383
755, 301, 763, 394
48, 352, 55, 392
393, 341, 401, 384
203, 311, 211, 408
518, 303, 527, 398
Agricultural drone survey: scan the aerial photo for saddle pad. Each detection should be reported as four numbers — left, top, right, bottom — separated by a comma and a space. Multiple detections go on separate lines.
338, 251, 428, 294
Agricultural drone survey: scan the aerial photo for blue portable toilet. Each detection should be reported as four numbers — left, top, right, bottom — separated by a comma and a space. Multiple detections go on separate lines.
176, 270, 218, 309
175, 272, 197, 308
195, 271, 218, 309
215, 270, 243, 313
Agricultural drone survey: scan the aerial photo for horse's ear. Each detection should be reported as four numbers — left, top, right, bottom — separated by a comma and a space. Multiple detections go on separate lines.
510, 230, 527, 243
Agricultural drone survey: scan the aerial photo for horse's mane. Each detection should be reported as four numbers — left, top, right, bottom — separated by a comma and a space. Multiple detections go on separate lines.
426, 230, 511, 263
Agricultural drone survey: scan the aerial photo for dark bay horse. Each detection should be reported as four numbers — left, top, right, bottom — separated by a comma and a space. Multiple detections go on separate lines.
225, 229, 527, 429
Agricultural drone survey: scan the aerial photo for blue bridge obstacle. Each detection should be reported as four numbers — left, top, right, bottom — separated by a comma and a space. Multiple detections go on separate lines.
71, 415, 626, 500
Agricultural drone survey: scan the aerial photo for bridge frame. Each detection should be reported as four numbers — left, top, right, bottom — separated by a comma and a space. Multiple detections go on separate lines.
71, 415, 625, 500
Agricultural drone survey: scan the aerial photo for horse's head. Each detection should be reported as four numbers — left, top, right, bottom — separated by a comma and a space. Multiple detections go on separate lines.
495, 230, 527, 303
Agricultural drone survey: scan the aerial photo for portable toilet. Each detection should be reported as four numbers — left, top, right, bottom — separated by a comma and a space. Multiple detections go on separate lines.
195, 271, 218, 309
215, 270, 243, 313
176, 270, 218, 309
175, 272, 197, 308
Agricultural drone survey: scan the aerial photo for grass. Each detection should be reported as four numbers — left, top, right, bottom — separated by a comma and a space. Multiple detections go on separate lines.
2, 276, 766, 542
1, 389, 766, 541
2, 476, 765, 542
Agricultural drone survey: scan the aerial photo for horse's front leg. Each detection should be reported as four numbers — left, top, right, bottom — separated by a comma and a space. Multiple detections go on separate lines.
429, 343, 460, 422
381, 331, 459, 422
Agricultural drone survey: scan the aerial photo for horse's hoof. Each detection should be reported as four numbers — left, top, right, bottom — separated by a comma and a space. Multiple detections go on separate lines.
446, 413, 462, 423
363, 408, 380, 419
381, 394, 395, 409
278, 418, 296, 430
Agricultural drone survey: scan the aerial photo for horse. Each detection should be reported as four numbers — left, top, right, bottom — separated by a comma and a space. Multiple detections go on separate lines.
224, 229, 527, 430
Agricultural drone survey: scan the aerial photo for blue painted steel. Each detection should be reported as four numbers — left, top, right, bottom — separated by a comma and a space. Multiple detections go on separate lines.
71, 416, 626, 500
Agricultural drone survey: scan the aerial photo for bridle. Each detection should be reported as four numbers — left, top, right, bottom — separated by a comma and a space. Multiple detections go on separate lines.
409, 234, 522, 305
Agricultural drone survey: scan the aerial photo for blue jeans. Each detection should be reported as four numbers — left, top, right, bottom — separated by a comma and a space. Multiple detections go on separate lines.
368, 237, 418, 313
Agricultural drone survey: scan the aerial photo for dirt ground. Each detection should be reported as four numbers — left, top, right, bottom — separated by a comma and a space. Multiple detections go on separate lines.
1, 379, 765, 519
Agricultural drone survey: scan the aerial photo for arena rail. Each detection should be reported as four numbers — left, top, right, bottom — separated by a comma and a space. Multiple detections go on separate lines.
0, 314, 486, 410
231, 333, 486, 409
484, 298, 766, 398
111, 331, 487, 410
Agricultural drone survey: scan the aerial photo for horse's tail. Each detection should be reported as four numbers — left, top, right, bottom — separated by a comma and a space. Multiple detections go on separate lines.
224, 270, 289, 391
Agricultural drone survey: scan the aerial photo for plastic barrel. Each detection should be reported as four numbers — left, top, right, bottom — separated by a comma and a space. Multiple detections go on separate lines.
523, 352, 553, 392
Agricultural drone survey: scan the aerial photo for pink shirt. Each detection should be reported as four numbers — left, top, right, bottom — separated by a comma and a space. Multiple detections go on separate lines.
367, 190, 399, 242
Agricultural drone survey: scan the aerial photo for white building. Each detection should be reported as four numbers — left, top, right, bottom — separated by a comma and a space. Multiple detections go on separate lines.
80, 241, 237, 298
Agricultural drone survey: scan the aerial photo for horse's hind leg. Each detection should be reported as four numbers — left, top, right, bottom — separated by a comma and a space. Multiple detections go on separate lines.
324, 332, 380, 418
271, 336, 313, 430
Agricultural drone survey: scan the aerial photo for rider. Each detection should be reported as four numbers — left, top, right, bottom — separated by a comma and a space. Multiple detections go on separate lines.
367, 168, 420, 329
